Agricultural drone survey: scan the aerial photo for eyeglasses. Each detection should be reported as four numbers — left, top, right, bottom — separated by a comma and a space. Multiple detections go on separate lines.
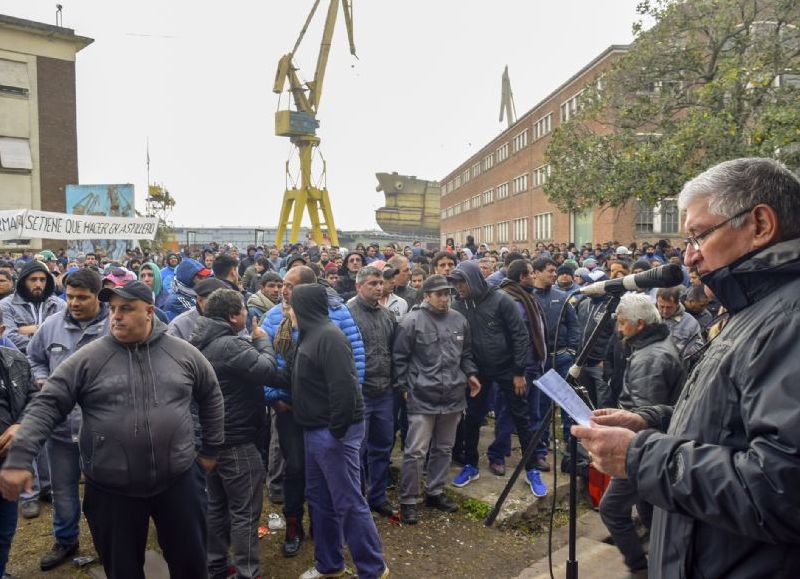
684, 207, 753, 251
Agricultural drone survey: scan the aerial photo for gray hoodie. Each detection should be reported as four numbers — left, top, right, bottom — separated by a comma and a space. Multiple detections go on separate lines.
5, 318, 224, 497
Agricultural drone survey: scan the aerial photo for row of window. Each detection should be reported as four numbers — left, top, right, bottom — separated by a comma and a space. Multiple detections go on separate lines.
443, 88, 584, 196
440, 165, 551, 218
443, 212, 554, 245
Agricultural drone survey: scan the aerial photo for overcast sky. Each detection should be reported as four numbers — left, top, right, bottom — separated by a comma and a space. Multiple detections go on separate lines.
4, 0, 641, 229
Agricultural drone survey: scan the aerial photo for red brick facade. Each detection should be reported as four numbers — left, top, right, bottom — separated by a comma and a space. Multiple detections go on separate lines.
439, 45, 684, 250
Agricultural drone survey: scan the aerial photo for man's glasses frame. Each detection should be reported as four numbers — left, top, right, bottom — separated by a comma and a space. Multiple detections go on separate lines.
684, 206, 754, 251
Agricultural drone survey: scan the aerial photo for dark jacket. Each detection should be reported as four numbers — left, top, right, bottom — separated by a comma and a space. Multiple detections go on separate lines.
0, 347, 36, 467
5, 319, 224, 497
0, 261, 65, 352
346, 296, 395, 398
451, 261, 529, 379
575, 294, 616, 364
393, 302, 477, 414
190, 316, 277, 446
532, 285, 580, 354
394, 284, 420, 308
290, 284, 364, 438
334, 251, 362, 301
617, 323, 683, 411
26, 305, 109, 443
627, 238, 800, 579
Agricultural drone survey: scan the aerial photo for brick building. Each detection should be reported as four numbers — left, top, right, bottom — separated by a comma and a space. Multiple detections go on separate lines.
439, 45, 684, 251
0, 14, 93, 250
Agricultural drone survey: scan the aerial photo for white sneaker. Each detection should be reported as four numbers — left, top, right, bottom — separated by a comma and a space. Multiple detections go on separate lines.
298, 567, 345, 579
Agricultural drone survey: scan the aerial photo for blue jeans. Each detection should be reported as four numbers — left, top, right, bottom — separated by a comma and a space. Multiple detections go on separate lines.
47, 439, 81, 547
0, 497, 18, 575
21, 445, 51, 503
487, 369, 546, 465
304, 423, 385, 578
360, 391, 394, 508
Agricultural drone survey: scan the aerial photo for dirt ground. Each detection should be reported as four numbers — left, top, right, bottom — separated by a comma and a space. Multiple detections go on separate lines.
7, 483, 560, 579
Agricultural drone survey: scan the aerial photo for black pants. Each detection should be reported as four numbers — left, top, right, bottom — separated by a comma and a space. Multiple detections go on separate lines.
599, 477, 652, 572
276, 410, 306, 518
82, 464, 208, 579
463, 376, 537, 471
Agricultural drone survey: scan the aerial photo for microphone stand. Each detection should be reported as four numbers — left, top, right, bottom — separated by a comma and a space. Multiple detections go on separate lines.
485, 289, 623, 579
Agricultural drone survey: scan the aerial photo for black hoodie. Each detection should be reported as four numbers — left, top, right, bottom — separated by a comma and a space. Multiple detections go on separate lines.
291, 284, 363, 438
334, 251, 363, 301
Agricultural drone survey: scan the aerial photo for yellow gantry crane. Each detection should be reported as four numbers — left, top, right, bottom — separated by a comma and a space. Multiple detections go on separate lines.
273, 0, 356, 247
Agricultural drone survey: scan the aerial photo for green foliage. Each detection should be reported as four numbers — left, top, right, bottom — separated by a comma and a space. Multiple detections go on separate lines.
140, 185, 176, 250
544, 0, 800, 212
462, 497, 491, 521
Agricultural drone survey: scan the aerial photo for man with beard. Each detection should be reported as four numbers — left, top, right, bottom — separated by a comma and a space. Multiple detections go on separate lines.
0, 261, 65, 353
160, 253, 180, 292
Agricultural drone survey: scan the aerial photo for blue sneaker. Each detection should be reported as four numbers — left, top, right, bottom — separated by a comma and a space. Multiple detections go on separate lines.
452, 464, 480, 487
527, 469, 548, 497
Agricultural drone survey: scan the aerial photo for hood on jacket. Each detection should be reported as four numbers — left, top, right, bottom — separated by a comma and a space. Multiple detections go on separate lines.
140, 262, 163, 296
164, 253, 181, 269
449, 260, 488, 300
189, 316, 234, 351
175, 258, 210, 287
323, 283, 344, 308
15, 260, 55, 302
292, 284, 330, 336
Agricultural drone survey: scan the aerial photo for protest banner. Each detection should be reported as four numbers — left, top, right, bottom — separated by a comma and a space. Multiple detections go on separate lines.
0, 209, 158, 241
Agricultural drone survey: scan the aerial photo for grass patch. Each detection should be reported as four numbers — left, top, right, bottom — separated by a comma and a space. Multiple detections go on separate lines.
461, 497, 492, 521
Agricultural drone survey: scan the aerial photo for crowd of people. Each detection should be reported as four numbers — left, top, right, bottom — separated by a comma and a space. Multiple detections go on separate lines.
0, 157, 795, 579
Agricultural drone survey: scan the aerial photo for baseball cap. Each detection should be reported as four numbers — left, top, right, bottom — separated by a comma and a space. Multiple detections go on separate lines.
40, 250, 57, 262
98, 280, 154, 304
195, 278, 227, 298
615, 246, 632, 255
422, 274, 452, 293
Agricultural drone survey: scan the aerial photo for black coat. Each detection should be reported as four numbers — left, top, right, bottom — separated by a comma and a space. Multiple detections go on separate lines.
346, 297, 395, 399
291, 284, 363, 438
0, 347, 36, 468
451, 261, 529, 379
190, 316, 277, 446
628, 238, 800, 579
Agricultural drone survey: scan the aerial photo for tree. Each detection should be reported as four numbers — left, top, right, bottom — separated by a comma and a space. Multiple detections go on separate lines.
139, 184, 175, 250
544, 0, 800, 212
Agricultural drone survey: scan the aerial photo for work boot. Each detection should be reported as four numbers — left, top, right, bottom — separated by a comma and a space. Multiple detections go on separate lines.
425, 493, 459, 513
40, 542, 79, 571
20, 500, 40, 519
400, 504, 418, 525
283, 515, 305, 558
370, 501, 395, 518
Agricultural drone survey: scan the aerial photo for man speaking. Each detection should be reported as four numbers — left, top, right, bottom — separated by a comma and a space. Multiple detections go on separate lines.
572, 157, 800, 578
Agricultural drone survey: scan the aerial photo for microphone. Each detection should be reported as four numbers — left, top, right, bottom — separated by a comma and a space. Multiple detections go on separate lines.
580, 263, 684, 296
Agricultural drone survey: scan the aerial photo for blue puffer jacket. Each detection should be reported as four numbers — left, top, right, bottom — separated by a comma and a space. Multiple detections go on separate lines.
262, 285, 365, 405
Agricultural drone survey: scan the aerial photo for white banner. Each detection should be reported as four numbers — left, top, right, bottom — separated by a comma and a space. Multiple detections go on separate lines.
0, 209, 158, 241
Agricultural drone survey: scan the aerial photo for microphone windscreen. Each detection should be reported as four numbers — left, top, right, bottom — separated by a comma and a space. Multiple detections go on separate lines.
634, 263, 684, 289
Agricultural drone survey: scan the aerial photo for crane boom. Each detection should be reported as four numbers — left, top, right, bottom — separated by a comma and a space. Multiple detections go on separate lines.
272, 0, 357, 247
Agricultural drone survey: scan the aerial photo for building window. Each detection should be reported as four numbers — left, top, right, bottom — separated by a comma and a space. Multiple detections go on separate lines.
560, 90, 583, 123
472, 163, 481, 179
454, 175, 461, 189
471, 195, 481, 209
482, 189, 494, 205
0, 60, 30, 97
497, 221, 509, 243
653, 199, 680, 234
483, 153, 494, 172
512, 173, 529, 194
533, 165, 551, 187
511, 129, 529, 153
635, 201, 654, 233
0, 137, 33, 171
513, 218, 528, 242
533, 113, 552, 140
496, 143, 509, 162
534, 213, 552, 240
496, 182, 509, 200
483, 224, 494, 244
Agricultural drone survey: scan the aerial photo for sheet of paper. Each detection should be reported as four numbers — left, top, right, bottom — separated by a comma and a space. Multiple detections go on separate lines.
533, 369, 593, 426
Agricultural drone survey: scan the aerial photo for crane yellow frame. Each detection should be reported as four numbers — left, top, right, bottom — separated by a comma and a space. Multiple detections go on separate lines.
273, 0, 355, 247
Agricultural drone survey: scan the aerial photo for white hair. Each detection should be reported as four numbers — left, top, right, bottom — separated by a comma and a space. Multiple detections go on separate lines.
617, 293, 661, 326
678, 157, 800, 237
